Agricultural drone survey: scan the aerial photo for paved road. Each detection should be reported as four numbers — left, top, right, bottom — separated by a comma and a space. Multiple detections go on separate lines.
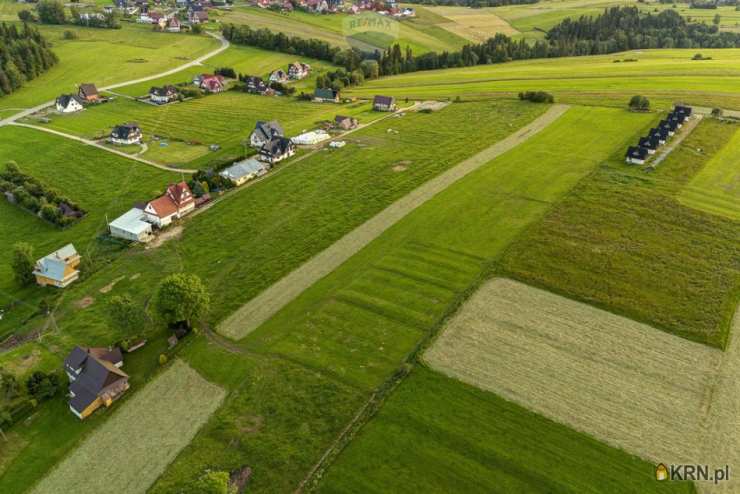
0, 31, 229, 129
218, 104, 571, 340
10, 123, 196, 173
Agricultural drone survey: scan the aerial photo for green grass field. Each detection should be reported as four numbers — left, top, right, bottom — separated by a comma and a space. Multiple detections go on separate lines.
29, 360, 224, 494
148, 105, 661, 492
0, 126, 178, 339
501, 117, 740, 349
220, 6, 468, 54
40, 91, 375, 167
0, 23, 219, 111
317, 367, 693, 494
678, 121, 740, 220
112, 44, 335, 98
347, 47, 740, 109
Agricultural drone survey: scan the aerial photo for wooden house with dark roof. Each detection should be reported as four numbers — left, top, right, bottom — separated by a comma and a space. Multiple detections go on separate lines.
64, 346, 129, 420
78, 83, 100, 103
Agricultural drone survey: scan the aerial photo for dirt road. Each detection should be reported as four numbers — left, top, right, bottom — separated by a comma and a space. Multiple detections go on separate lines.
218, 104, 570, 340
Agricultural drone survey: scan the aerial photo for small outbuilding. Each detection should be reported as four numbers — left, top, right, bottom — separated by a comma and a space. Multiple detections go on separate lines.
219, 159, 269, 186
108, 207, 154, 242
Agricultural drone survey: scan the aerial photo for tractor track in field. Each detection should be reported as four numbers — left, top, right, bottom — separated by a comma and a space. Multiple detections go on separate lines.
217, 104, 570, 340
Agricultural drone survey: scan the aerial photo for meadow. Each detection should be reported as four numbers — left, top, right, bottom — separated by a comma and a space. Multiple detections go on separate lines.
501, 118, 740, 348
425, 278, 720, 465
0, 23, 219, 111
678, 122, 740, 220
317, 367, 694, 494
29, 360, 225, 494
40, 91, 376, 167
220, 5, 469, 54
146, 106, 655, 492
347, 48, 740, 109
0, 126, 178, 339
112, 44, 336, 98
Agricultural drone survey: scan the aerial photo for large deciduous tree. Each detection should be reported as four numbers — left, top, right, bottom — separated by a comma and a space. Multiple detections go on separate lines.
154, 273, 210, 327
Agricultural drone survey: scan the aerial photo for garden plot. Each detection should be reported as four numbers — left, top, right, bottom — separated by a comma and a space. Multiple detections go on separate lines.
425, 278, 722, 465
30, 360, 225, 494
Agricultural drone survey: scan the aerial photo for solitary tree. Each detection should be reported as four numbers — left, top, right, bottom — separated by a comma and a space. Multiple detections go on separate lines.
11, 242, 35, 286
628, 95, 650, 111
713, 13, 721, 25
108, 294, 146, 334
154, 273, 210, 327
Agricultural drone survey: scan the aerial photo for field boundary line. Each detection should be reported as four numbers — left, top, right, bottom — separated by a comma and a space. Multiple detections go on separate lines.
218, 104, 570, 340
8, 122, 197, 173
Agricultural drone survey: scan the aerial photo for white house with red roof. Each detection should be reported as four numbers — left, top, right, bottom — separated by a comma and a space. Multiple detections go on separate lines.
198, 74, 225, 93
144, 182, 195, 227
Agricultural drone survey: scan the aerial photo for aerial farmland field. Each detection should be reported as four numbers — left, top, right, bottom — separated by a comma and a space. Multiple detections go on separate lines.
28, 360, 225, 494
2, 1, 740, 492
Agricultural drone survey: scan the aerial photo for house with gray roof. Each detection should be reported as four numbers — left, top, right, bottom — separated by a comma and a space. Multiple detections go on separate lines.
109, 207, 154, 243
64, 346, 129, 420
219, 158, 269, 186
250, 120, 284, 148
33, 244, 80, 288
55, 94, 85, 113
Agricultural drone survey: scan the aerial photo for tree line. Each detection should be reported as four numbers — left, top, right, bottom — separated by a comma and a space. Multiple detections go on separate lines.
0, 22, 57, 97
224, 6, 740, 84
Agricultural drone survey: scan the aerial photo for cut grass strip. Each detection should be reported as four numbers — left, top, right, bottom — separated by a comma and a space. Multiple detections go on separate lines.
29, 360, 225, 494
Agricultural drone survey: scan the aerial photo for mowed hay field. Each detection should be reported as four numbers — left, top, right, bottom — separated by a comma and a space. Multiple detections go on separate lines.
678, 122, 740, 220
29, 360, 225, 494
425, 278, 721, 465
317, 367, 693, 494
501, 117, 740, 348
347, 48, 740, 109
0, 23, 219, 110
423, 6, 520, 41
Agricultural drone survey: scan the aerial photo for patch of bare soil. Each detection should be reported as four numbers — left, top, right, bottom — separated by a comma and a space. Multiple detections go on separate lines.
99, 276, 126, 294
74, 296, 95, 309
392, 160, 412, 172
146, 225, 183, 250
416, 101, 450, 112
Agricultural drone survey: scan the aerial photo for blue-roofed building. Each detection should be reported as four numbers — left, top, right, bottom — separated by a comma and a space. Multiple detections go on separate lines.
33, 244, 80, 288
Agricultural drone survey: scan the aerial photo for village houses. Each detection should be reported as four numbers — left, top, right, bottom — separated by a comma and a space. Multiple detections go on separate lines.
55, 94, 85, 113
250, 120, 284, 148
110, 123, 143, 145
108, 207, 154, 243
33, 244, 81, 288
78, 83, 100, 103
149, 85, 179, 104
259, 137, 295, 164
64, 346, 129, 420
269, 69, 288, 84
144, 181, 195, 227
197, 74, 225, 93
373, 95, 396, 112
288, 62, 311, 80
314, 88, 340, 103
244, 76, 272, 95
219, 158, 269, 186
334, 115, 358, 130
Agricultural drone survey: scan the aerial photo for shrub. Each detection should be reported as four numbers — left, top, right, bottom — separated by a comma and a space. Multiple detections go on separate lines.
11, 242, 35, 286
18, 10, 37, 23
25, 371, 60, 400
159, 354, 168, 365
518, 91, 555, 103
63, 30, 78, 40
215, 67, 237, 78
628, 95, 650, 111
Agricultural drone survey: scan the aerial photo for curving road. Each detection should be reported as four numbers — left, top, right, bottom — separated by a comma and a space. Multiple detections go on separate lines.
0, 32, 229, 174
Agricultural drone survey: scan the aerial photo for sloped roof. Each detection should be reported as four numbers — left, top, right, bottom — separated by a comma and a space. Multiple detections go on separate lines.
220, 159, 266, 180
69, 357, 128, 413
314, 88, 338, 99
110, 208, 151, 235
147, 194, 178, 218
373, 95, 395, 106
79, 83, 98, 97
56, 94, 84, 108
253, 120, 284, 142
112, 123, 141, 140
260, 136, 293, 157
33, 244, 78, 282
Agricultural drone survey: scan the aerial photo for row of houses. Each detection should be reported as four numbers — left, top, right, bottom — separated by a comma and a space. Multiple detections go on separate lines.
625, 105, 692, 165
109, 181, 196, 242
253, 0, 414, 17
55, 83, 102, 113
269, 61, 312, 84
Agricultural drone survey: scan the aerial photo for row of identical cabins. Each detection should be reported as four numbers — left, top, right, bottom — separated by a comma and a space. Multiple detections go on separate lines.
625, 105, 693, 165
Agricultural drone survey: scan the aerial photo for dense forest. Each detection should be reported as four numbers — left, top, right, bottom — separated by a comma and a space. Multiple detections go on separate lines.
224, 6, 740, 86
0, 22, 58, 97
